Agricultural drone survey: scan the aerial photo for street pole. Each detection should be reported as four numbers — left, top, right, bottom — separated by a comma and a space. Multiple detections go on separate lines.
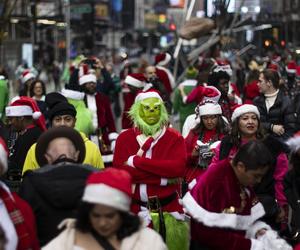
64, 0, 71, 60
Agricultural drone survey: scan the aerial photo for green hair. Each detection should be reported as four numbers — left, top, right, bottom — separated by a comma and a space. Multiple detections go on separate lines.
128, 99, 169, 136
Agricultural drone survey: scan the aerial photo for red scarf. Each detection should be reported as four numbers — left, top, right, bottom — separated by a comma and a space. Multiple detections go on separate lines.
0, 186, 33, 250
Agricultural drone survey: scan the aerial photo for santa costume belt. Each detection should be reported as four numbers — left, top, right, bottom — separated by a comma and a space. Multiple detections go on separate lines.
133, 192, 177, 211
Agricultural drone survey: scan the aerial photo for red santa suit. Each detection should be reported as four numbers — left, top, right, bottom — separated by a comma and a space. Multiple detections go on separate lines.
113, 126, 186, 222
182, 159, 267, 250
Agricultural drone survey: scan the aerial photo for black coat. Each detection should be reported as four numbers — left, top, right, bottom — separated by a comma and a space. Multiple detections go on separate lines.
253, 90, 296, 141
19, 163, 97, 246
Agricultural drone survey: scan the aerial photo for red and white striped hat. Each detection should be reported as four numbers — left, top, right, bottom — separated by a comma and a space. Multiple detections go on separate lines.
82, 168, 132, 211
21, 70, 36, 84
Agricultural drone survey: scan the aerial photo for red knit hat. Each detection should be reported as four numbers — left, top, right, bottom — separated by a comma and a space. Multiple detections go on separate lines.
125, 73, 146, 88
155, 52, 172, 66
78, 64, 97, 86
82, 168, 132, 211
134, 89, 163, 103
0, 137, 8, 173
268, 63, 279, 72
21, 70, 36, 84
231, 104, 260, 122
6, 96, 47, 131
286, 60, 297, 74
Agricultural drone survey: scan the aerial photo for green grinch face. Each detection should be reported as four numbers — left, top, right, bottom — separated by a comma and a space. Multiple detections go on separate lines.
139, 98, 161, 125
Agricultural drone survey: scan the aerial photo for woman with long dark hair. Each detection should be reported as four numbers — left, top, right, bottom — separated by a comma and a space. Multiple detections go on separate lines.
184, 101, 230, 182
210, 104, 289, 230
43, 168, 166, 250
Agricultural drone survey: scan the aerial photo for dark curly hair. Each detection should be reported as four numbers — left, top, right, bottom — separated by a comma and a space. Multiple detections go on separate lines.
29, 79, 46, 97
75, 201, 141, 240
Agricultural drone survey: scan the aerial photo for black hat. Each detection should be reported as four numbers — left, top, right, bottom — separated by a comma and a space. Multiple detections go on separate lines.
45, 92, 77, 122
36, 127, 85, 166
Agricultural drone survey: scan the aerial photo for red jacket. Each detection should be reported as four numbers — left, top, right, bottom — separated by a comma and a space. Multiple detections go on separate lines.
113, 127, 186, 214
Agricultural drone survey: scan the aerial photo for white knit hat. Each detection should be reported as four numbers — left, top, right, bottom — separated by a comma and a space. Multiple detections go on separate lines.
198, 102, 222, 116
231, 104, 260, 122
82, 168, 132, 211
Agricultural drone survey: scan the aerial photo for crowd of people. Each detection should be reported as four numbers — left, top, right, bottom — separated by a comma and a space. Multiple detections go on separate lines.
0, 50, 300, 250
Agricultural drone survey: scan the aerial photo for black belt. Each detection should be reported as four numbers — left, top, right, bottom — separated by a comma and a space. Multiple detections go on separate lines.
133, 192, 177, 210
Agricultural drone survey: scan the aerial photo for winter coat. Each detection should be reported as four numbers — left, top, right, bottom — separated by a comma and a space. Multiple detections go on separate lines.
19, 163, 97, 246
22, 131, 104, 175
42, 219, 167, 250
253, 90, 296, 141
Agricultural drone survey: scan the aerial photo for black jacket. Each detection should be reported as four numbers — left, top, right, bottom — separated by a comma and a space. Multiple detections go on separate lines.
253, 90, 296, 141
19, 163, 97, 246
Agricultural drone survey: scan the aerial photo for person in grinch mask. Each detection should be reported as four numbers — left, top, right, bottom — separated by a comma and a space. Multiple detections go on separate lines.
113, 90, 189, 250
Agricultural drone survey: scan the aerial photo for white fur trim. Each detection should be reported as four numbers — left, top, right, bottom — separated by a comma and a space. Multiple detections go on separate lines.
188, 179, 197, 190
5, 105, 33, 117
108, 132, 118, 141
286, 66, 296, 74
135, 91, 163, 103
61, 88, 85, 100
82, 183, 131, 211
179, 79, 198, 87
127, 155, 135, 168
286, 136, 300, 152
156, 65, 176, 88
255, 230, 292, 250
245, 220, 271, 239
102, 154, 113, 163
140, 184, 148, 202
214, 64, 232, 77
250, 239, 264, 250
0, 144, 7, 173
182, 191, 265, 230
199, 103, 222, 116
125, 75, 145, 88
157, 53, 171, 66
231, 104, 260, 122
22, 72, 35, 83
79, 74, 97, 85
160, 178, 168, 186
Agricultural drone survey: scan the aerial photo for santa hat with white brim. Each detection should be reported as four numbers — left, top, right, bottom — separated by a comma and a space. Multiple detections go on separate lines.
231, 104, 260, 122
125, 73, 146, 88
134, 90, 163, 103
198, 102, 222, 116
155, 53, 172, 66
82, 168, 132, 212
79, 74, 97, 86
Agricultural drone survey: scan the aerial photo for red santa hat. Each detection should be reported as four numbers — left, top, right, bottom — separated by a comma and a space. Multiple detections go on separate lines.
231, 104, 260, 122
213, 60, 232, 76
286, 61, 297, 74
268, 63, 279, 72
5, 96, 47, 131
21, 70, 36, 84
78, 64, 97, 86
134, 90, 163, 103
198, 101, 222, 116
155, 52, 172, 66
82, 168, 132, 211
202, 86, 221, 103
125, 73, 146, 88
286, 131, 300, 153
0, 137, 8, 173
